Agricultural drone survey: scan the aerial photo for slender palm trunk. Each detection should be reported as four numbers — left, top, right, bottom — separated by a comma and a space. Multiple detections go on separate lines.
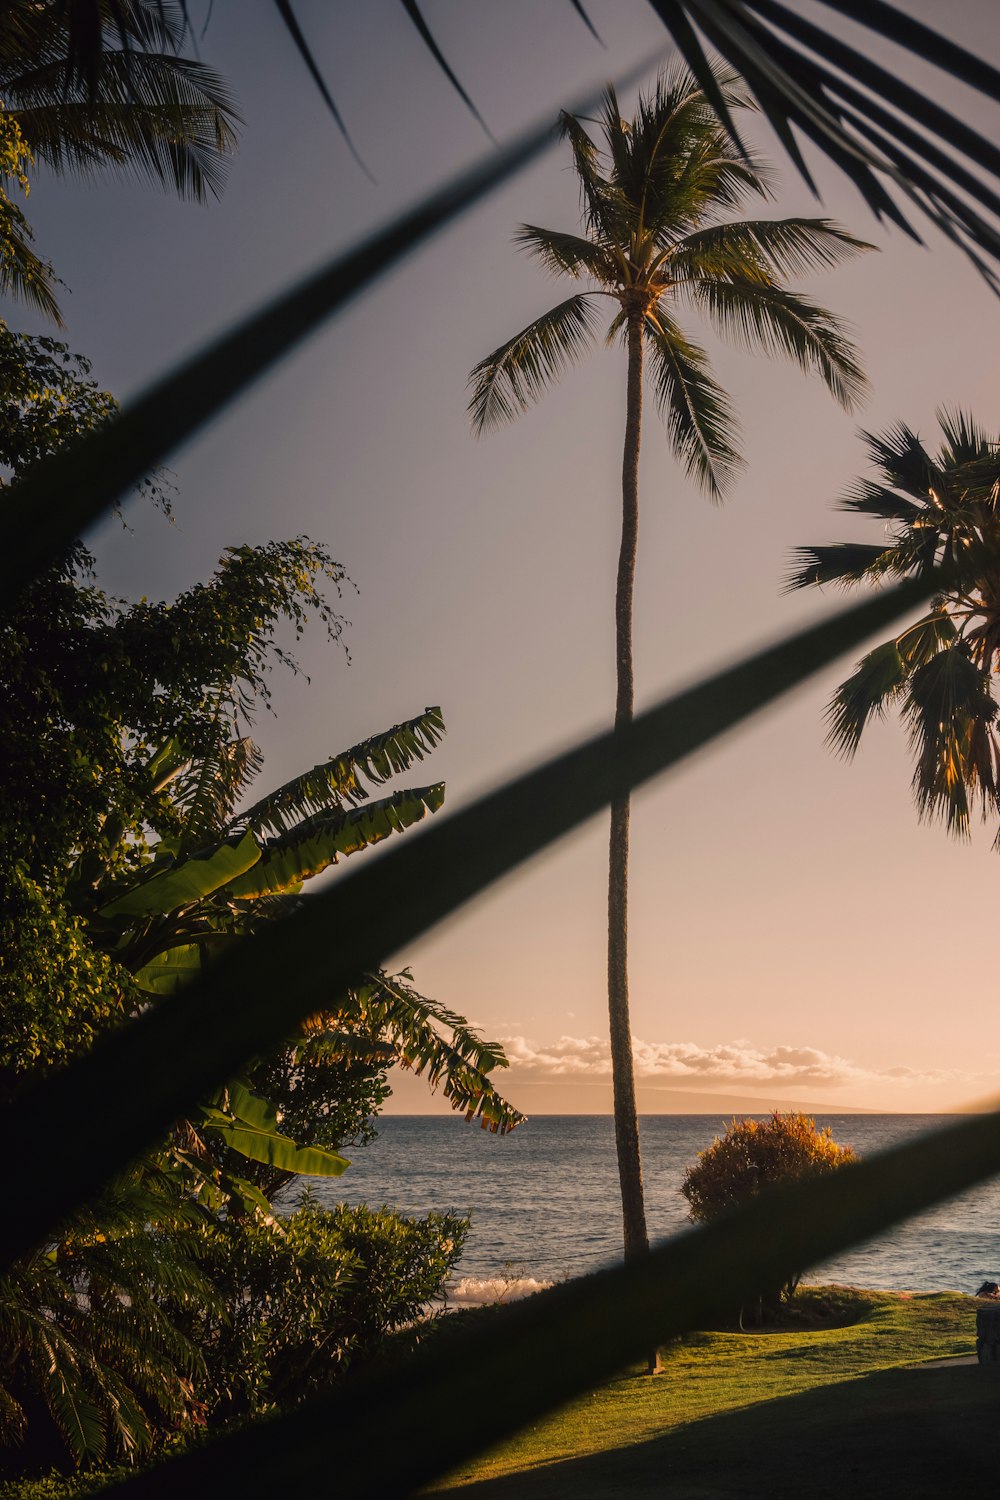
608, 308, 649, 1266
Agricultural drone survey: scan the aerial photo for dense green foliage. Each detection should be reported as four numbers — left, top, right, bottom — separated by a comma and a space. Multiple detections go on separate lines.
0, 1172, 214, 1478
789, 411, 1000, 838
0, 114, 59, 321
174, 1197, 467, 1425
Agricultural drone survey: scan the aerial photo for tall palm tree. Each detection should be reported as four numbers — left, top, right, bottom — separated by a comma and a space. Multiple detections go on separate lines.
0, 0, 240, 318
468, 67, 871, 1268
788, 410, 1000, 838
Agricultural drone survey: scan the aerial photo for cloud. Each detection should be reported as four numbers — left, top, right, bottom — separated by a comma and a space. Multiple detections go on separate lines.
500, 1034, 952, 1089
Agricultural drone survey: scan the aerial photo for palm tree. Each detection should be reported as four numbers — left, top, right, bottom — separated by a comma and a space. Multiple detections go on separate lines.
468, 66, 871, 1269
787, 410, 1000, 837
0, 0, 240, 318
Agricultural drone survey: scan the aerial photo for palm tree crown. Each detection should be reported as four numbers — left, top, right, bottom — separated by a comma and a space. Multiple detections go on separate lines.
469, 68, 872, 491
788, 411, 1000, 837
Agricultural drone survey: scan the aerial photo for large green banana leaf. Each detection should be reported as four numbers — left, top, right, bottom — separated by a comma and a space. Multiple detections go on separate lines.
226, 784, 445, 899
195, 1083, 350, 1179
197, 1110, 349, 1178
132, 943, 204, 997
98, 831, 262, 918
4, 574, 936, 1266
203, 1124, 348, 1178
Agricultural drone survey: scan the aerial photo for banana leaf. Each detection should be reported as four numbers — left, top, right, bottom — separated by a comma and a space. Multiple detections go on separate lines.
226, 785, 445, 899
98, 831, 262, 918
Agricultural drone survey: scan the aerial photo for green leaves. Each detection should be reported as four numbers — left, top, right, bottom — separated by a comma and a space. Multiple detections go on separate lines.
793, 412, 1000, 836
98, 831, 262, 918
647, 2, 1000, 287
196, 1084, 349, 1179
238, 708, 445, 838
669, 217, 875, 282
226, 785, 445, 899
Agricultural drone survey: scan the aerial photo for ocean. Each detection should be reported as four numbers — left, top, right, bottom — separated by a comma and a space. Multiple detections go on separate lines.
278, 1114, 1000, 1303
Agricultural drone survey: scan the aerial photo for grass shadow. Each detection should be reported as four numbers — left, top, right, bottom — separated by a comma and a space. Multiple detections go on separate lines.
439, 1363, 999, 1498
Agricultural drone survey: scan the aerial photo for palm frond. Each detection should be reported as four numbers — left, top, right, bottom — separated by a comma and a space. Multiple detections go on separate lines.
936, 407, 993, 469
691, 278, 868, 410
346, 971, 525, 1134
860, 422, 936, 499
669, 217, 875, 282
399, 0, 492, 141
896, 609, 957, 669
235, 708, 445, 837
644, 310, 742, 499
7, 52, 242, 200
467, 293, 603, 434
271, 0, 372, 180
903, 645, 999, 831
557, 110, 624, 242
837, 479, 924, 525
173, 735, 264, 849
513, 223, 615, 283
225, 784, 446, 900
825, 639, 909, 757
645, 0, 1000, 284
784, 543, 899, 593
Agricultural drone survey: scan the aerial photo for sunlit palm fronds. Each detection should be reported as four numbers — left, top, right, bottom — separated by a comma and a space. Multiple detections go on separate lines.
792, 413, 1000, 834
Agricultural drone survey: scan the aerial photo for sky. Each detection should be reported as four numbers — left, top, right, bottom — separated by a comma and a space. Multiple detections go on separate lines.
17, 1, 1000, 1115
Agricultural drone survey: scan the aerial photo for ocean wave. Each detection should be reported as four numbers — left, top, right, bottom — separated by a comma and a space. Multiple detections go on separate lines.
445, 1274, 553, 1306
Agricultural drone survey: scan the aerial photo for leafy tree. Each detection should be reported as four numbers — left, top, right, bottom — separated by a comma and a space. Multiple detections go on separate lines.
0, 0, 240, 320
788, 411, 1000, 839
681, 1111, 857, 1313
468, 66, 870, 1268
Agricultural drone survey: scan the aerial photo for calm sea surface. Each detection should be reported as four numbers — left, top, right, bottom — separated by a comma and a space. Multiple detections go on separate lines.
279, 1115, 1000, 1300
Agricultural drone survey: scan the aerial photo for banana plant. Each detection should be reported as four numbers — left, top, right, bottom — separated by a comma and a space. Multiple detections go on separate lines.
85, 706, 522, 1205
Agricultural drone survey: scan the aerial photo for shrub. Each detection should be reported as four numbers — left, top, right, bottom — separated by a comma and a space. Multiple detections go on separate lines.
680, 1112, 858, 1312
175, 1197, 468, 1425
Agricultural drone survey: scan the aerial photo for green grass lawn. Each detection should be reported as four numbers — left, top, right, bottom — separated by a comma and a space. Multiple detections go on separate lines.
428, 1287, 996, 1497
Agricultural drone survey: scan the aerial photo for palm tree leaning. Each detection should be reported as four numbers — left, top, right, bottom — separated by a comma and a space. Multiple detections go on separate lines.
468, 66, 871, 1269
788, 410, 1000, 838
